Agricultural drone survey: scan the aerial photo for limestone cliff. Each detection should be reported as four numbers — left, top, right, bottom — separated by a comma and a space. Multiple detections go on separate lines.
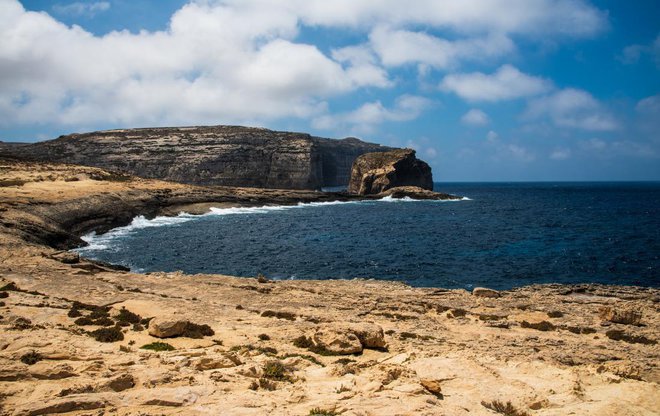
3, 126, 391, 190
348, 148, 433, 195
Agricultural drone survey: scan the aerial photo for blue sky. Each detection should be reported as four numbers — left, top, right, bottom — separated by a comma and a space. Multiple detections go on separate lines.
1, 0, 659, 181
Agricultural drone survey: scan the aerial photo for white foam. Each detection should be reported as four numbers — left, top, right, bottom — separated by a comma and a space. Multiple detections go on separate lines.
76, 195, 471, 253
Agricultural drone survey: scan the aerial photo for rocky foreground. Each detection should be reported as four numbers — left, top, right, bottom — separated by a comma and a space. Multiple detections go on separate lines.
0, 160, 658, 416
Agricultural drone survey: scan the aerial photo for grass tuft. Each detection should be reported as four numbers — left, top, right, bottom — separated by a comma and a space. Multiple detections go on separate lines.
141, 342, 175, 351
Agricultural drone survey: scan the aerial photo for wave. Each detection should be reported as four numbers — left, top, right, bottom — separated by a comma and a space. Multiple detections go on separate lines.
75, 195, 471, 253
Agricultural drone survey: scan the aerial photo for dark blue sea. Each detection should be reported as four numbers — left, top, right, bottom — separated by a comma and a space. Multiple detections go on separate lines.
76, 182, 660, 290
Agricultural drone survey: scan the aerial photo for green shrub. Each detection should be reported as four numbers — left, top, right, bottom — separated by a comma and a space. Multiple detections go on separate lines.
141, 342, 175, 352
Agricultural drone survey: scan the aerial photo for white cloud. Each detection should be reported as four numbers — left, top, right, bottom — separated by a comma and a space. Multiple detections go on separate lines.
52, 1, 110, 17
461, 108, 489, 125
506, 144, 535, 162
0, 0, 608, 131
440, 65, 552, 102
369, 27, 514, 69
550, 147, 571, 160
525, 88, 618, 131
279, 0, 607, 36
636, 94, 660, 115
486, 130, 498, 141
618, 34, 660, 67
312, 95, 431, 134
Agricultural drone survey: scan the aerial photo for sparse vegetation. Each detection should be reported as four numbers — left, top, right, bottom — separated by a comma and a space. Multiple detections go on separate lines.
258, 333, 271, 341
520, 320, 556, 331
481, 400, 530, 416
116, 307, 141, 324
20, 351, 42, 365
309, 408, 339, 416
262, 360, 290, 381
261, 310, 296, 321
547, 310, 564, 318
181, 322, 214, 339
0, 292, 7, 298
89, 326, 124, 342
141, 342, 175, 351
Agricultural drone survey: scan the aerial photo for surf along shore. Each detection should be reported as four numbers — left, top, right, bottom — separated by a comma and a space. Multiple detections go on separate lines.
0, 158, 658, 415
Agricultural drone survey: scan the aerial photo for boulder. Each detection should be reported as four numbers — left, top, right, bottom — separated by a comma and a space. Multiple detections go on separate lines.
598, 306, 642, 326
344, 322, 386, 349
148, 318, 188, 338
472, 287, 501, 298
348, 149, 433, 195
312, 328, 363, 355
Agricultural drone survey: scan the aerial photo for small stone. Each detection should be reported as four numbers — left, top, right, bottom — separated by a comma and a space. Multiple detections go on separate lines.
472, 287, 501, 298
420, 379, 444, 398
106, 374, 135, 392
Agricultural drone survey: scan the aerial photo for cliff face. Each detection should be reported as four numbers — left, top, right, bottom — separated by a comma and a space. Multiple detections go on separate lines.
4, 126, 391, 190
348, 148, 433, 195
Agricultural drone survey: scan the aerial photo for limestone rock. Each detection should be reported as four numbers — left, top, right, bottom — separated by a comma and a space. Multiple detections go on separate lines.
193, 354, 241, 371
344, 323, 386, 349
106, 374, 135, 392
420, 379, 444, 398
472, 287, 501, 298
347, 149, 433, 195
148, 318, 188, 338
17, 397, 107, 416
29, 363, 77, 380
598, 306, 642, 325
7, 126, 391, 190
312, 328, 363, 355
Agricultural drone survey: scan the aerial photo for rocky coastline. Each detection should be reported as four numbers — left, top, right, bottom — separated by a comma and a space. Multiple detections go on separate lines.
0, 159, 658, 415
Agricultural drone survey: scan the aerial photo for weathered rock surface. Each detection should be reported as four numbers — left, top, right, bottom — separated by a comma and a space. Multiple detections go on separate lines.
348, 149, 433, 195
4, 125, 392, 190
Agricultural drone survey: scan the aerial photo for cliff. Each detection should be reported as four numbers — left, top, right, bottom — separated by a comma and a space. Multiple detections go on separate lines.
2, 126, 391, 190
348, 148, 433, 195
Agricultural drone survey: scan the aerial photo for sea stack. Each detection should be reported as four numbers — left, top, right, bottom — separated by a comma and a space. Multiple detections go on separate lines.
347, 148, 433, 195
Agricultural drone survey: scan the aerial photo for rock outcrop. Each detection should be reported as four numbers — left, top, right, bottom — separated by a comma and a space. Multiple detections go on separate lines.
347, 149, 433, 195
4, 126, 391, 190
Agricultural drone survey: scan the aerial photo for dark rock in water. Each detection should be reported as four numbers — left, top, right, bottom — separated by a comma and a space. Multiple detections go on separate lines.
347, 149, 433, 195
5, 126, 391, 190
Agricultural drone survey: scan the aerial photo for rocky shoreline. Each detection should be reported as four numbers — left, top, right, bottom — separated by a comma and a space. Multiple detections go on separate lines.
0, 159, 658, 415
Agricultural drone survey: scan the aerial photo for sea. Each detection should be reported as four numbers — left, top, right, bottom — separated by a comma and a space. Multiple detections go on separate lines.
75, 182, 660, 290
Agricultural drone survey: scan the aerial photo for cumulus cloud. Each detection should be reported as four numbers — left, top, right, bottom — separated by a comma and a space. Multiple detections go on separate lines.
312, 95, 431, 134
369, 27, 514, 68
0, 0, 608, 131
461, 109, 489, 125
486, 130, 499, 141
550, 147, 571, 160
618, 34, 660, 67
52, 1, 110, 17
524, 88, 618, 131
440, 65, 553, 102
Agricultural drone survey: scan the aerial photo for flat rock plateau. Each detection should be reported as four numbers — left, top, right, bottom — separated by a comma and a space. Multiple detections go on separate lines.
0, 159, 658, 416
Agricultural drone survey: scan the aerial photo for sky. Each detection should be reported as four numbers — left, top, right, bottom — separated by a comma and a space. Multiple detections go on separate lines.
1, 0, 659, 181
